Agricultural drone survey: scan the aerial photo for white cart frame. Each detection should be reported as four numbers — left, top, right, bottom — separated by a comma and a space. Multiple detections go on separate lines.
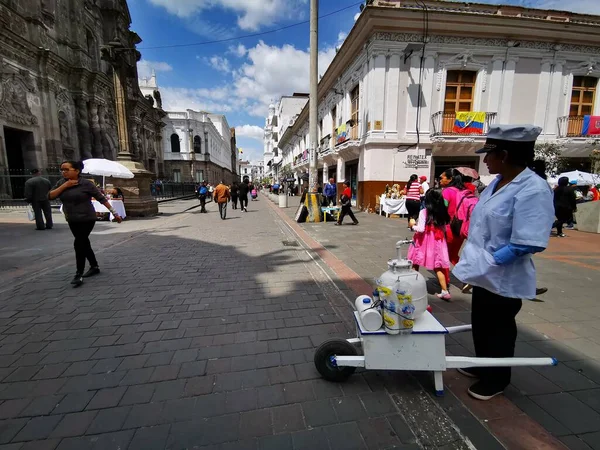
329, 311, 557, 396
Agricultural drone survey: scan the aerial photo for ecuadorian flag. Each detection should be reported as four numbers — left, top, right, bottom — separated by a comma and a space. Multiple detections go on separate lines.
582, 115, 600, 136
453, 112, 485, 135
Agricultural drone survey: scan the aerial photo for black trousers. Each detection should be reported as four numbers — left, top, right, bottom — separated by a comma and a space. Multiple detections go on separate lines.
326, 196, 336, 206
231, 196, 238, 209
239, 196, 248, 211
199, 195, 207, 213
472, 286, 522, 390
218, 202, 227, 220
338, 205, 357, 224
32, 200, 53, 230
405, 199, 421, 221
554, 207, 572, 234
68, 221, 97, 275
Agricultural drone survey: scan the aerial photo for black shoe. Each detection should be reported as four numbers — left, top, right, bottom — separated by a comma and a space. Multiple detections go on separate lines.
352, 221, 359, 225
334, 222, 341, 226
467, 381, 504, 401
457, 368, 479, 378
83, 266, 100, 278
70, 274, 83, 287
535, 287, 548, 296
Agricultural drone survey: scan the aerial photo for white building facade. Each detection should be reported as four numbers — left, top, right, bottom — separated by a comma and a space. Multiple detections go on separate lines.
263, 94, 309, 182
278, 0, 600, 209
238, 160, 264, 182
162, 110, 236, 184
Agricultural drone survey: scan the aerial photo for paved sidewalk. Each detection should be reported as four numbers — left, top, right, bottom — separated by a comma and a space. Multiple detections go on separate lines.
274, 194, 600, 450
0, 198, 503, 449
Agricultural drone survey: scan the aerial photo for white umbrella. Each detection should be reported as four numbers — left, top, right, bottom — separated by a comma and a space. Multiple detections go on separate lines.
82, 158, 134, 188
557, 170, 600, 186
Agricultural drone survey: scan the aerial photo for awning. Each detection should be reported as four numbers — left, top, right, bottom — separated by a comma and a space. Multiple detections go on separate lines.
432, 141, 482, 157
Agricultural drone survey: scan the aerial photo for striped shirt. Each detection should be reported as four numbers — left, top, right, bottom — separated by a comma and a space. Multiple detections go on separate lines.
406, 182, 421, 201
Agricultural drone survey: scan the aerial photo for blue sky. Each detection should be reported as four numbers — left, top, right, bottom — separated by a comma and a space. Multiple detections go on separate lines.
129, 0, 597, 163
129, 0, 360, 163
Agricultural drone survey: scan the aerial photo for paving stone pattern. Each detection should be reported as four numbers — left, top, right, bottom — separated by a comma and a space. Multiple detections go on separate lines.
286, 198, 600, 450
0, 199, 433, 450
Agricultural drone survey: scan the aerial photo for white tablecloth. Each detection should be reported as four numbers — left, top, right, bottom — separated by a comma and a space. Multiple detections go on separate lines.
61, 199, 126, 221
92, 199, 126, 221
379, 195, 408, 216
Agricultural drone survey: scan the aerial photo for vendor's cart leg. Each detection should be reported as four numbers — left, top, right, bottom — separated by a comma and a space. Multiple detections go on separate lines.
434, 371, 444, 397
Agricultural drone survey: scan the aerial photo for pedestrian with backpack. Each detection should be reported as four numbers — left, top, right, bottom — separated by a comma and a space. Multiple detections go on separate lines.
198, 182, 208, 213
230, 182, 239, 209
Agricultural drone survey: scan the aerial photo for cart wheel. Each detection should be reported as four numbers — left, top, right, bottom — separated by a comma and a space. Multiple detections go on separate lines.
314, 339, 358, 382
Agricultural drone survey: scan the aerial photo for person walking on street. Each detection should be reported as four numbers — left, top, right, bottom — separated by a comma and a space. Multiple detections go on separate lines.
324, 178, 337, 206
238, 178, 250, 212
453, 125, 554, 401
198, 181, 208, 213
24, 168, 53, 230
553, 176, 576, 237
402, 174, 423, 227
49, 161, 122, 287
335, 181, 358, 226
230, 182, 239, 209
213, 180, 230, 220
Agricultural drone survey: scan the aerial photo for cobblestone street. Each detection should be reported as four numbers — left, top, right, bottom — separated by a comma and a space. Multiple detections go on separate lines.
0, 199, 503, 450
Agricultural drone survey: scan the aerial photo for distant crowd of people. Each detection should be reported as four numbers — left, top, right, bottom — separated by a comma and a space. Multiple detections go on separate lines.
195, 177, 259, 219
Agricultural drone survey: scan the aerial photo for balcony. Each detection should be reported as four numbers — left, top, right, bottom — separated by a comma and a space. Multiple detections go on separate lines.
557, 116, 600, 138
431, 112, 497, 137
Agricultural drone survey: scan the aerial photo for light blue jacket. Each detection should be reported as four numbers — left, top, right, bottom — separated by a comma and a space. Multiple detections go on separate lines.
453, 168, 554, 299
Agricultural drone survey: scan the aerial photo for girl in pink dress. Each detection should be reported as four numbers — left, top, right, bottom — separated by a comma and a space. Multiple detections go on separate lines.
407, 189, 452, 300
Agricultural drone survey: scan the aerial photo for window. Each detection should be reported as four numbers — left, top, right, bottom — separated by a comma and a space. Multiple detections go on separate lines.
271, 116, 278, 127
172, 169, 181, 182
318, 119, 323, 142
570, 76, 597, 116
350, 85, 359, 139
444, 70, 476, 113
273, 132, 278, 142
170, 133, 180, 152
331, 106, 337, 147
193, 135, 201, 153
195, 170, 204, 182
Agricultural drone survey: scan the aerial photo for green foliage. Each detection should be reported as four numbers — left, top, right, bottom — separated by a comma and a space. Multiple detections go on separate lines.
534, 142, 565, 177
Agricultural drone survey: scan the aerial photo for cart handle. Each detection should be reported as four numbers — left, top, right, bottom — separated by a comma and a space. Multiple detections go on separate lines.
446, 356, 558, 368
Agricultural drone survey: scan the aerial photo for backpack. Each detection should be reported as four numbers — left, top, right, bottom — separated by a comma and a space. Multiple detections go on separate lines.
199, 186, 208, 196
450, 191, 478, 239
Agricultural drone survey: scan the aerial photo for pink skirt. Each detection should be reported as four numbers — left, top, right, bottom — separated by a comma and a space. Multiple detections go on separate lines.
407, 230, 450, 270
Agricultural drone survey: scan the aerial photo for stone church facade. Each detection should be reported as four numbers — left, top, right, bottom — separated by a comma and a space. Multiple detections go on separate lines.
0, 0, 165, 199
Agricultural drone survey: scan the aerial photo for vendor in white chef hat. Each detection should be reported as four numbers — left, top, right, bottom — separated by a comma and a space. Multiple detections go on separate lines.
453, 125, 554, 401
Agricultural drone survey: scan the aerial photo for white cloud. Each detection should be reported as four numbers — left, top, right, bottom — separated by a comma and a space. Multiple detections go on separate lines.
148, 0, 307, 31
159, 86, 233, 113
232, 40, 338, 117
137, 60, 173, 79
235, 124, 264, 141
354, 12, 361, 21
207, 56, 232, 73
228, 44, 248, 57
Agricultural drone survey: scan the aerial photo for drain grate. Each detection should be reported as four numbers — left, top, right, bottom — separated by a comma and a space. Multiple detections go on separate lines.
282, 240, 299, 247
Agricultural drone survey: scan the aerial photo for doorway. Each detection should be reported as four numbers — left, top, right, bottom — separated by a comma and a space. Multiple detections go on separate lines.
3, 127, 35, 199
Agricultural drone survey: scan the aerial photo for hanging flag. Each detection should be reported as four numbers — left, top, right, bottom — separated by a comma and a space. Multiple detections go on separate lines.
336, 123, 348, 144
453, 112, 485, 135
582, 115, 600, 135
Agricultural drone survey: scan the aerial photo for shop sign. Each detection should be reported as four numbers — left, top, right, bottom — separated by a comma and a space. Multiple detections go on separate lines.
404, 155, 428, 168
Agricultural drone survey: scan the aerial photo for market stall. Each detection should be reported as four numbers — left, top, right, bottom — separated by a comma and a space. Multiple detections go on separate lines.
379, 195, 408, 217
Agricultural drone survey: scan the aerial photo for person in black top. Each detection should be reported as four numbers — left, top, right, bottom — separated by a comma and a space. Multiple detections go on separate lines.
24, 168, 53, 230
238, 178, 250, 212
553, 176, 577, 237
49, 161, 123, 287
230, 182, 239, 209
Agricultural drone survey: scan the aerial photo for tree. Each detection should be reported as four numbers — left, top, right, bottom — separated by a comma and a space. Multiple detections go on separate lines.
534, 142, 565, 177
591, 149, 600, 175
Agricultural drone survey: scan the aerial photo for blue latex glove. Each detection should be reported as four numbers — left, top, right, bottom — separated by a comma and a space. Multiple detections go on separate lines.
493, 244, 545, 265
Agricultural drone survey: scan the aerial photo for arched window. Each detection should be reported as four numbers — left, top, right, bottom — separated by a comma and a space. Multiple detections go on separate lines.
170, 133, 180, 153
193, 135, 202, 153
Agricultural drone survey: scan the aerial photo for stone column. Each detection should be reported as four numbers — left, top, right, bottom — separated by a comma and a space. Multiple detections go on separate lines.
75, 98, 92, 159
322, 162, 329, 185
336, 156, 346, 202
88, 101, 103, 158
102, 40, 157, 217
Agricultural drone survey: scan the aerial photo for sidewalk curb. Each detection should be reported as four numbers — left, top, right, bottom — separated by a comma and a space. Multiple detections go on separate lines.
264, 195, 568, 450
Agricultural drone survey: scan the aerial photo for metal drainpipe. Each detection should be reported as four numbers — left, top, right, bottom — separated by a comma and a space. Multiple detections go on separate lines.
542, 48, 560, 139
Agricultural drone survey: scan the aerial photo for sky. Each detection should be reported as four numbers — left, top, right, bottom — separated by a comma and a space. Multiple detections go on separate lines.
129, 0, 600, 164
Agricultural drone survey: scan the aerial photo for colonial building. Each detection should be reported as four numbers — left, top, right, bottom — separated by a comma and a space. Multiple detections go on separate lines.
0, 0, 165, 201
278, 0, 600, 209
263, 94, 309, 182
162, 109, 236, 184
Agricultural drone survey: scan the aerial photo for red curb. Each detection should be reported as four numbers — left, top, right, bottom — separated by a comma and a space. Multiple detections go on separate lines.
265, 195, 569, 450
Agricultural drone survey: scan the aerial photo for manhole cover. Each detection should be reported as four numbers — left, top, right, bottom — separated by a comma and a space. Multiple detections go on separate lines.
282, 240, 299, 247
